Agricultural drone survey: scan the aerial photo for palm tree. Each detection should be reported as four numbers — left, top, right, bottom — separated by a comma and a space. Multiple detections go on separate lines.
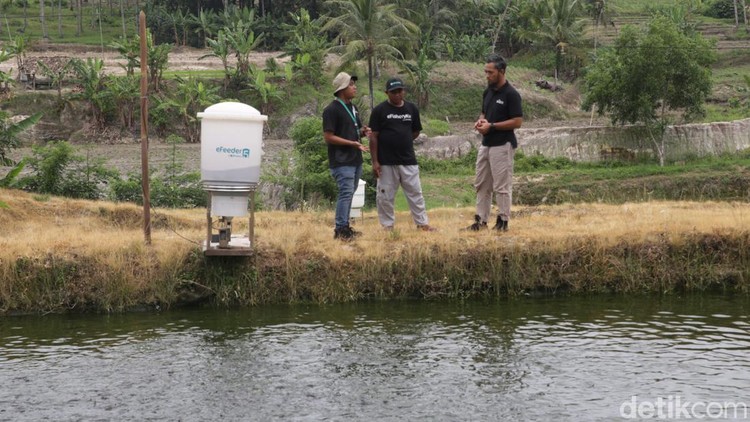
75, 0, 83, 36
58, 0, 64, 38
323, 0, 419, 110
39, 0, 48, 40
120, 0, 127, 40
517, 0, 586, 82
483, 0, 514, 53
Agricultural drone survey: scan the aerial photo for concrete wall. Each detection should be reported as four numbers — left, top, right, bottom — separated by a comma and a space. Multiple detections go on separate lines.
416, 118, 750, 162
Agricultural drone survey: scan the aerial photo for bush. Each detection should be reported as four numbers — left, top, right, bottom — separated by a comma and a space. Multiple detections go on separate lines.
109, 172, 206, 208
423, 119, 451, 136
18, 141, 117, 200
265, 116, 337, 209
515, 151, 574, 172
703, 0, 736, 18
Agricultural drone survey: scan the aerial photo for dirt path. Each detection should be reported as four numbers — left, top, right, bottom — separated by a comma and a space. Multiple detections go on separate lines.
0, 45, 286, 76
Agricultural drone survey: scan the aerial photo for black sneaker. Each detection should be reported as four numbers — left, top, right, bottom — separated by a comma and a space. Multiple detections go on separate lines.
348, 226, 362, 238
334, 226, 361, 241
491, 216, 509, 232
465, 214, 487, 231
334, 227, 352, 241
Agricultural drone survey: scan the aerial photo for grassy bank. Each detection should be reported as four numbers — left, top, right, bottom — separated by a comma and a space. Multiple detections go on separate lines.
1, 188, 748, 314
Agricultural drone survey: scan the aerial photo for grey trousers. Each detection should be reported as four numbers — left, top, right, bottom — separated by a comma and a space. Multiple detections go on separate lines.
475, 143, 514, 223
376, 165, 429, 227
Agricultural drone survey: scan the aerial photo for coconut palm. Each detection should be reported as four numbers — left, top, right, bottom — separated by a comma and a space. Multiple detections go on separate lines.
323, 0, 419, 110
39, 0, 48, 39
518, 0, 586, 81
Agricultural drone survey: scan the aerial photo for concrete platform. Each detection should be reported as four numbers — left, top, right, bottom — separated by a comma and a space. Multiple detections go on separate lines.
202, 236, 253, 256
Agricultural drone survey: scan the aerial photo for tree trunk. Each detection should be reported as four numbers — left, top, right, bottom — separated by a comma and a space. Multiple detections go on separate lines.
23, 1, 28, 32
492, 0, 513, 53
40, 0, 49, 39
734, 0, 740, 27
367, 55, 374, 111
58, 0, 63, 38
120, 0, 126, 39
742, 0, 748, 26
77, 0, 83, 36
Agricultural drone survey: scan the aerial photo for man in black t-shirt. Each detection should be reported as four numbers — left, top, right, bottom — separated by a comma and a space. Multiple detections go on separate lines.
322, 72, 371, 241
466, 54, 523, 232
369, 78, 435, 232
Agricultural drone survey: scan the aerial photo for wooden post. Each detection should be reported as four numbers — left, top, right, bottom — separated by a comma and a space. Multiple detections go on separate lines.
139, 11, 151, 245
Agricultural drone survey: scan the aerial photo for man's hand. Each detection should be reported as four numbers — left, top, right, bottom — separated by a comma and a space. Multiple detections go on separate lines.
372, 161, 381, 178
474, 118, 491, 135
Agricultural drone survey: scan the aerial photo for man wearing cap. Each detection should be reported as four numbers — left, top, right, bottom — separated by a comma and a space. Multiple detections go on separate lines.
323, 71, 371, 241
467, 53, 523, 232
368, 77, 435, 232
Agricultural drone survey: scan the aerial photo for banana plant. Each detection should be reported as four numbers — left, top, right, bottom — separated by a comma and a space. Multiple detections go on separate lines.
242, 68, 283, 115
1, 110, 42, 167
201, 30, 232, 91
69, 58, 109, 127
156, 77, 220, 142
35, 58, 75, 100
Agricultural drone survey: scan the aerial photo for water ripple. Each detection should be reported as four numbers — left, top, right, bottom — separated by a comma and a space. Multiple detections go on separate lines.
1, 296, 749, 421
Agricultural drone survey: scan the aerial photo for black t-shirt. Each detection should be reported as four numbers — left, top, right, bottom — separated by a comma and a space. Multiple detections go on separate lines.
482, 82, 523, 148
322, 99, 364, 168
368, 100, 422, 165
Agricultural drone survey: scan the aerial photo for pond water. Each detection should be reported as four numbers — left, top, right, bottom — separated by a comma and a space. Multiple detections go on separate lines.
2, 295, 749, 421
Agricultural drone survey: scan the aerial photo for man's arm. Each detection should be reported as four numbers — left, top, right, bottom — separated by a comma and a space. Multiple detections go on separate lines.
370, 132, 381, 178
324, 131, 370, 151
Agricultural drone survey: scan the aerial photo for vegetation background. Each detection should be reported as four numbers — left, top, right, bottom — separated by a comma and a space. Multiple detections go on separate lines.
0, 0, 749, 211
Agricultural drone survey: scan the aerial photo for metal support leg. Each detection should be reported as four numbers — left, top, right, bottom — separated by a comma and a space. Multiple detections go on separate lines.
206, 191, 212, 249
249, 191, 255, 247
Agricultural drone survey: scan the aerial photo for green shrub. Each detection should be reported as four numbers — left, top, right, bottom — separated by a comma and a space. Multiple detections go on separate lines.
515, 151, 574, 173
110, 172, 206, 208
18, 141, 117, 200
422, 119, 451, 137
703, 0, 736, 19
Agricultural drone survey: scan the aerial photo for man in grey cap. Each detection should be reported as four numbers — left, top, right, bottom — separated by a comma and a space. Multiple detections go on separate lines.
368, 77, 435, 232
322, 72, 371, 241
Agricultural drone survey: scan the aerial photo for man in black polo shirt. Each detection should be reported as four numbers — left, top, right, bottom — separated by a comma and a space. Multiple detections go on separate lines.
369, 77, 435, 232
322, 72, 371, 241
467, 53, 523, 232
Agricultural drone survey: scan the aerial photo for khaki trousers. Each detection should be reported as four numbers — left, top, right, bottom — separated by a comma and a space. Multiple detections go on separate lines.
474, 143, 514, 223
376, 165, 429, 227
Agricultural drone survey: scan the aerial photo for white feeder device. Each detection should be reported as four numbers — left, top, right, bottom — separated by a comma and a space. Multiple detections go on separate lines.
349, 179, 366, 218
198, 102, 267, 256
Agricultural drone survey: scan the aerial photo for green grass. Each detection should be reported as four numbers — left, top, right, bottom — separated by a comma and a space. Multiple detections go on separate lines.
703, 103, 750, 123
387, 149, 750, 212
163, 70, 226, 79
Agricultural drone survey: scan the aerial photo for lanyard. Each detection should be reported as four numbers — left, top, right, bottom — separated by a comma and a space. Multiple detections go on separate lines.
336, 98, 359, 132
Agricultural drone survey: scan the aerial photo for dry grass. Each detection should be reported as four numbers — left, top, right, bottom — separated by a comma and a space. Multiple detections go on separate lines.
1, 188, 749, 313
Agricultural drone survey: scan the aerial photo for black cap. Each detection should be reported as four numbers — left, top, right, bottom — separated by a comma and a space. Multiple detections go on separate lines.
385, 78, 405, 92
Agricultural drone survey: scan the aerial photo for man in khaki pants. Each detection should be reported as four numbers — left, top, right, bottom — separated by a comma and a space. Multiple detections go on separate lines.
467, 53, 523, 232
369, 77, 435, 232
